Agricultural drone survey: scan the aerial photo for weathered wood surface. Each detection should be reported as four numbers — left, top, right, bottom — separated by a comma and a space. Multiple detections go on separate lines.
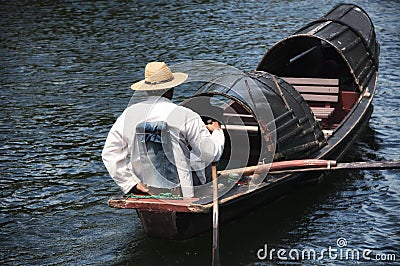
108, 197, 207, 213
219, 159, 337, 176
282, 77, 339, 86
224, 160, 400, 176
282, 77, 340, 119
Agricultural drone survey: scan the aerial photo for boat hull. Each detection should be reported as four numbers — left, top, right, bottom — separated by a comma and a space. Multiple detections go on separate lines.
135, 103, 373, 239
108, 3, 379, 240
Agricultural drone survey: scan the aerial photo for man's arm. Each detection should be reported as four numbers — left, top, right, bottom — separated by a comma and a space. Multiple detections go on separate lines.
102, 115, 148, 194
186, 115, 225, 166
206, 121, 225, 162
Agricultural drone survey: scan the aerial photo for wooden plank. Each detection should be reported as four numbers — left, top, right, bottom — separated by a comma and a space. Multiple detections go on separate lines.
223, 124, 259, 132
314, 113, 330, 119
264, 160, 400, 175
313, 111, 333, 115
313, 112, 331, 118
311, 107, 335, 119
311, 107, 335, 113
282, 77, 339, 86
311, 110, 335, 113
322, 130, 333, 136
302, 94, 338, 102
219, 159, 337, 176
314, 113, 332, 118
223, 113, 253, 118
294, 85, 339, 94
311, 107, 335, 110
281, 77, 339, 119
108, 197, 206, 212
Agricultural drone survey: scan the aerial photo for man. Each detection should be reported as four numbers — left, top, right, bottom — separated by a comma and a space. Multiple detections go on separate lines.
102, 62, 225, 198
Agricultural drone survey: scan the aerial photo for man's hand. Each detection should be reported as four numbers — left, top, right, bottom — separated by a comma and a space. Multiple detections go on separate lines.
206, 121, 221, 133
135, 182, 149, 193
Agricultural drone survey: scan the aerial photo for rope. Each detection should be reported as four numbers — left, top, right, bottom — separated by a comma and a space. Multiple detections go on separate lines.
127, 193, 183, 200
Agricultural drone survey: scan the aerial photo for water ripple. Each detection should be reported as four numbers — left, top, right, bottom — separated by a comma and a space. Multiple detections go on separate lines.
1, 0, 399, 265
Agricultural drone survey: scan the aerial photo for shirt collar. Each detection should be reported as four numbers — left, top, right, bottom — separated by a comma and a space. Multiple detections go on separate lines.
144, 96, 172, 103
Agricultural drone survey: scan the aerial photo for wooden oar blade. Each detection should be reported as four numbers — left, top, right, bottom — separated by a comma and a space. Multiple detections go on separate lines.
220, 159, 400, 177
335, 160, 400, 170
267, 160, 400, 175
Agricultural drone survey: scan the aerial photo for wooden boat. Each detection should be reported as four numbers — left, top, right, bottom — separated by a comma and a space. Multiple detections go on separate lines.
108, 4, 379, 239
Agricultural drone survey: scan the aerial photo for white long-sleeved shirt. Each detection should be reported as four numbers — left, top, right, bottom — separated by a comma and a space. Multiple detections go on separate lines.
102, 96, 225, 197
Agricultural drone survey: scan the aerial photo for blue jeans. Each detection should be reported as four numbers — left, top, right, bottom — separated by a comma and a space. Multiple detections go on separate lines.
136, 121, 179, 189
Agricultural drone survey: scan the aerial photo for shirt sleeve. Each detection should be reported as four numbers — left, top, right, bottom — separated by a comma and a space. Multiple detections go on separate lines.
210, 128, 225, 162
188, 122, 225, 185
185, 113, 225, 166
102, 113, 141, 194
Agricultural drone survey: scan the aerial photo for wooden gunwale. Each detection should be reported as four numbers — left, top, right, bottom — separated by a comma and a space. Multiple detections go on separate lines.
108, 73, 377, 214
108, 4, 380, 238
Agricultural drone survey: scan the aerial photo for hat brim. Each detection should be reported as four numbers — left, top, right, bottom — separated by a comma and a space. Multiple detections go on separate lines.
131, 72, 188, 91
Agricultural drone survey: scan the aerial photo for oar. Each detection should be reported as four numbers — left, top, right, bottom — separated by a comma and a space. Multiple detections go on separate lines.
219, 159, 400, 176
268, 160, 400, 175
211, 162, 220, 266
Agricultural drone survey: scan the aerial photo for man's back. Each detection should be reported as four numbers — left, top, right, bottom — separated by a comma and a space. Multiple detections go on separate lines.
102, 62, 224, 198
103, 95, 222, 197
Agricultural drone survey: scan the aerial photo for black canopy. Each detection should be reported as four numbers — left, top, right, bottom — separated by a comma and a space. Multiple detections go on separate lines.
183, 71, 326, 167
257, 4, 379, 92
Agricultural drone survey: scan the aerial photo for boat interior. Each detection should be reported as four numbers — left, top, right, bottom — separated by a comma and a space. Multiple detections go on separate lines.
109, 3, 379, 210
209, 38, 364, 171
258, 37, 362, 132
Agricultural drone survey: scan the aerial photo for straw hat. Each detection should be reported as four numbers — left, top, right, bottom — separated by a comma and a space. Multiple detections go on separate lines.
131, 62, 188, 91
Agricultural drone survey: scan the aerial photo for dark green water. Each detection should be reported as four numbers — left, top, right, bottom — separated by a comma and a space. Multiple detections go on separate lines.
1, 0, 399, 265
